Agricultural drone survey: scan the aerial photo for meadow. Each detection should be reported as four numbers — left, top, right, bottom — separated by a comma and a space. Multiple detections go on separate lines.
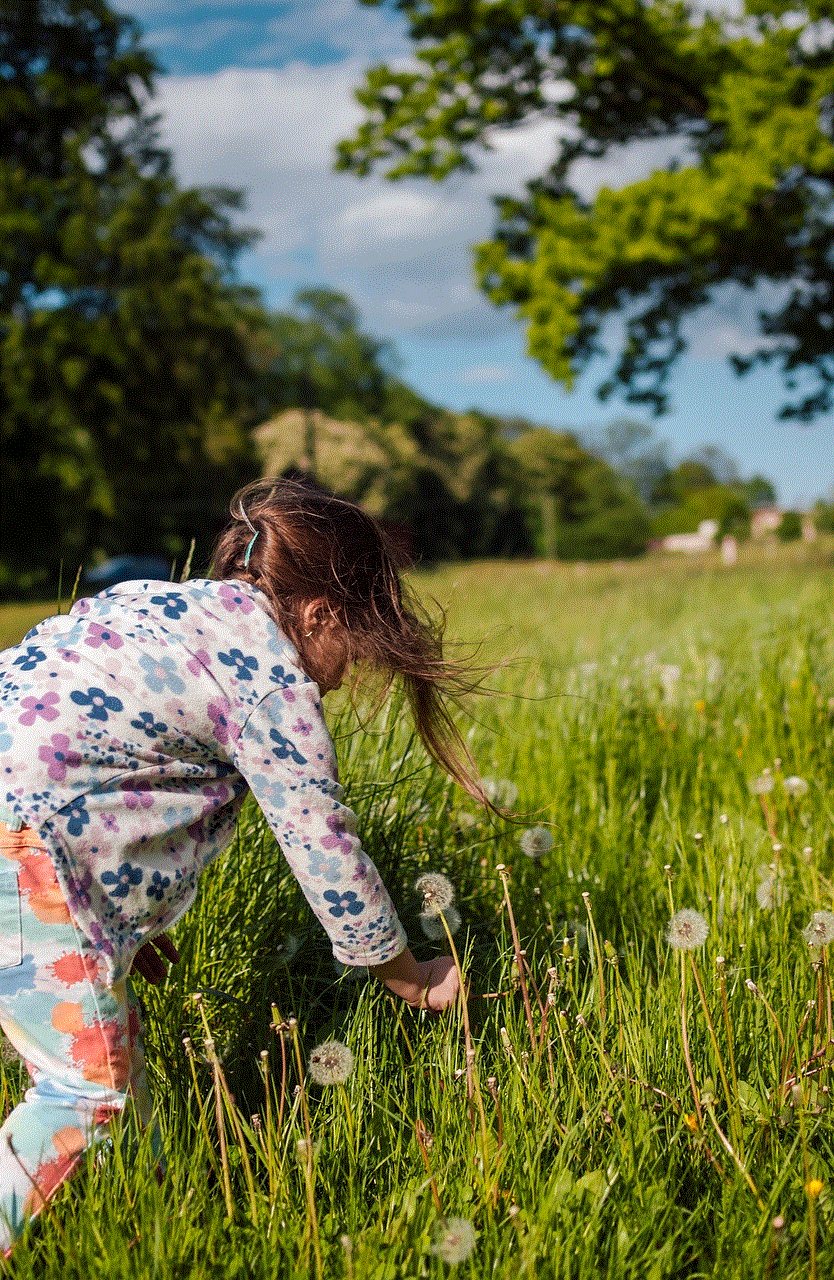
1, 539, 834, 1277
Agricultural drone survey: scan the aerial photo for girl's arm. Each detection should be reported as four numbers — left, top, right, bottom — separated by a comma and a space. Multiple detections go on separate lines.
369, 947, 460, 1012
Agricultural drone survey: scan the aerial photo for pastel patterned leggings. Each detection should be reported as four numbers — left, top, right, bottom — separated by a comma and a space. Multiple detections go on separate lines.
0, 823, 152, 1253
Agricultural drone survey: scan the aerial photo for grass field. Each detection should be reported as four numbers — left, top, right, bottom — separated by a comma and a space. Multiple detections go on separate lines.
1, 540, 834, 1277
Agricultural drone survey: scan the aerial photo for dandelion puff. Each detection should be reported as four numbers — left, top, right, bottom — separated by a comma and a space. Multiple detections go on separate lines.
665, 909, 709, 950
756, 877, 787, 911
783, 775, 809, 796
308, 1039, 354, 1086
481, 778, 519, 809
430, 1216, 477, 1265
749, 774, 775, 795
415, 872, 455, 915
420, 905, 461, 940
519, 826, 554, 859
802, 911, 834, 949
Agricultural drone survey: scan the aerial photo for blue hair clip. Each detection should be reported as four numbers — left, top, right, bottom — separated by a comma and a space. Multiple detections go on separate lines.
243, 531, 259, 567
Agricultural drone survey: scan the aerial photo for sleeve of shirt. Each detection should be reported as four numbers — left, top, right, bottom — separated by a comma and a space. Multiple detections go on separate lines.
234, 678, 407, 967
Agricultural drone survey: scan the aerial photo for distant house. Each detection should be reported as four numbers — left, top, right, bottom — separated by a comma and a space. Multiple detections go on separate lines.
659, 520, 719, 553
751, 506, 782, 540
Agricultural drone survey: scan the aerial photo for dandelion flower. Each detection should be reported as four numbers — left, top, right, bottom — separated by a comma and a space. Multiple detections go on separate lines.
806, 1179, 824, 1198
415, 872, 455, 915
419, 905, 461, 940
748, 774, 775, 795
481, 778, 519, 809
308, 1039, 354, 1086
519, 826, 554, 859
665, 909, 709, 950
783, 775, 809, 796
756, 876, 787, 911
802, 911, 834, 949
430, 1216, 477, 1265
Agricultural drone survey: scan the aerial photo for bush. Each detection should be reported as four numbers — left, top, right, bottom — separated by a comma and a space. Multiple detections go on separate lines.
555, 500, 651, 560
777, 510, 803, 542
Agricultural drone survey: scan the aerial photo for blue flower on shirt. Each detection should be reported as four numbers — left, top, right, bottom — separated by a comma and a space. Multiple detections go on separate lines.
218, 648, 258, 681
146, 870, 171, 901
64, 798, 91, 837
269, 664, 297, 686
150, 592, 188, 620
323, 890, 364, 918
69, 686, 124, 722
269, 728, 307, 765
12, 646, 47, 671
138, 652, 186, 695
102, 862, 143, 899
131, 711, 168, 738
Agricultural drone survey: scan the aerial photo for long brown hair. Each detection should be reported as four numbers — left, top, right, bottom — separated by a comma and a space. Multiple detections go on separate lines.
212, 478, 489, 804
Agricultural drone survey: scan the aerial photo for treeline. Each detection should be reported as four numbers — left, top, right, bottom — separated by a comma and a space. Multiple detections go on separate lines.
0, 2, 784, 598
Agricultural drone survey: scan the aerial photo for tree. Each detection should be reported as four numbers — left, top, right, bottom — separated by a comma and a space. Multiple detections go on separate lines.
338, 1, 834, 420
0, 0, 259, 591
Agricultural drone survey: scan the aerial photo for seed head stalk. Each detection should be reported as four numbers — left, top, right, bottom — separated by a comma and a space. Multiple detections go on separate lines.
496, 865, 537, 1054
582, 892, 607, 1028
688, 953, 742, 1157
679, 953, 703, 1126
438, 908, 491, 1186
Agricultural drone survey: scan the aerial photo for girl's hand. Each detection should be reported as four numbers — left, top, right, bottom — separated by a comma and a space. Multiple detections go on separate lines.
369, 946, 461, 1013
419, 954, 461, 1012
130, 932, 180, 984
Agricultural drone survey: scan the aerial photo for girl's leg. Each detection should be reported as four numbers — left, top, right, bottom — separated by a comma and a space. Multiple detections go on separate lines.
0, 824, 147, 1252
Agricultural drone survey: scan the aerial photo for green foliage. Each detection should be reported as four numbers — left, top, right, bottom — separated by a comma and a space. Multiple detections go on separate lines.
5, 547, 834, 1274
812, 499, 834, 533
339, 1, 834, 419
777, 509, 803, 542
0, 0, 260, 592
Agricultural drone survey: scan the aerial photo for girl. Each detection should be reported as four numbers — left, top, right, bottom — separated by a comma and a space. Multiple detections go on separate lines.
0, 478, 485, 1251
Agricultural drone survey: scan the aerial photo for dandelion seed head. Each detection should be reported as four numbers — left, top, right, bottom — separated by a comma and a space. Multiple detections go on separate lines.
419, 904, 461, 939
783, 775, 809, 796
414, 872, 455, 915
430, 1216, 477, 1265
519, 826, 554, 858
802, 911, 834, 949
749, 774, 775, 795
481, 777, 519, 809
308, 1039, 354, 1086
665, 908, 709, 950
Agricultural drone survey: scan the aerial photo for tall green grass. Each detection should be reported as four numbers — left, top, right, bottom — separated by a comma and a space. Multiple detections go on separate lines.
2, 541, 834, 1277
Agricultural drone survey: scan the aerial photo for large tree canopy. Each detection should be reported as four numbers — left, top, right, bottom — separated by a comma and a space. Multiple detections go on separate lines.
0, 0, 258, 588
338, 1, 834, 419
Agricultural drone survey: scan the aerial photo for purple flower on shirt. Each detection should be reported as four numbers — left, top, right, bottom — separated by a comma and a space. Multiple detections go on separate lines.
323, 890, 364, 918
186, 648, 212, 677
102, 862, 143, 899
320, 814, 353, 856
218, 648, 258, 681
19, 691, 60, 725
84, 623, 123, 650
38, 733, 82, 782
69, 687, 124, 722
120, 780, 154, 811
217, 583, 255, 615
58, 648, 81, 664
291, 718, 313, 737
207, 699, 233, 746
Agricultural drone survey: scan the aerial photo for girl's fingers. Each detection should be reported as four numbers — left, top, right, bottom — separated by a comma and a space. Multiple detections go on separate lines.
152, 932, 180, 964
130, 933, 180, 984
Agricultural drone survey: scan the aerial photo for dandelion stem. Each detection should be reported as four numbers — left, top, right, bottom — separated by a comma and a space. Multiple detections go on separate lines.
679, 954, 703, 1125
582, 892, 606, 1028
702, 1099, 763, 1210
689, 954, 741, 1156
497, 865, 538, 1055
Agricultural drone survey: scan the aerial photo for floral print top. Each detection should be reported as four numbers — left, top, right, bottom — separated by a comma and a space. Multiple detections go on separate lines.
0, 579, 407, 978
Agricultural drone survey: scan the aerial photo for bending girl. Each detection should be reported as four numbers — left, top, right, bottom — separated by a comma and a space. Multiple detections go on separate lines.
0, 478, 484, 1251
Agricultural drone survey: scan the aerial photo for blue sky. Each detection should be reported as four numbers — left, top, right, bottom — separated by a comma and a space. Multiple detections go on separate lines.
129, 1, 833, 507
